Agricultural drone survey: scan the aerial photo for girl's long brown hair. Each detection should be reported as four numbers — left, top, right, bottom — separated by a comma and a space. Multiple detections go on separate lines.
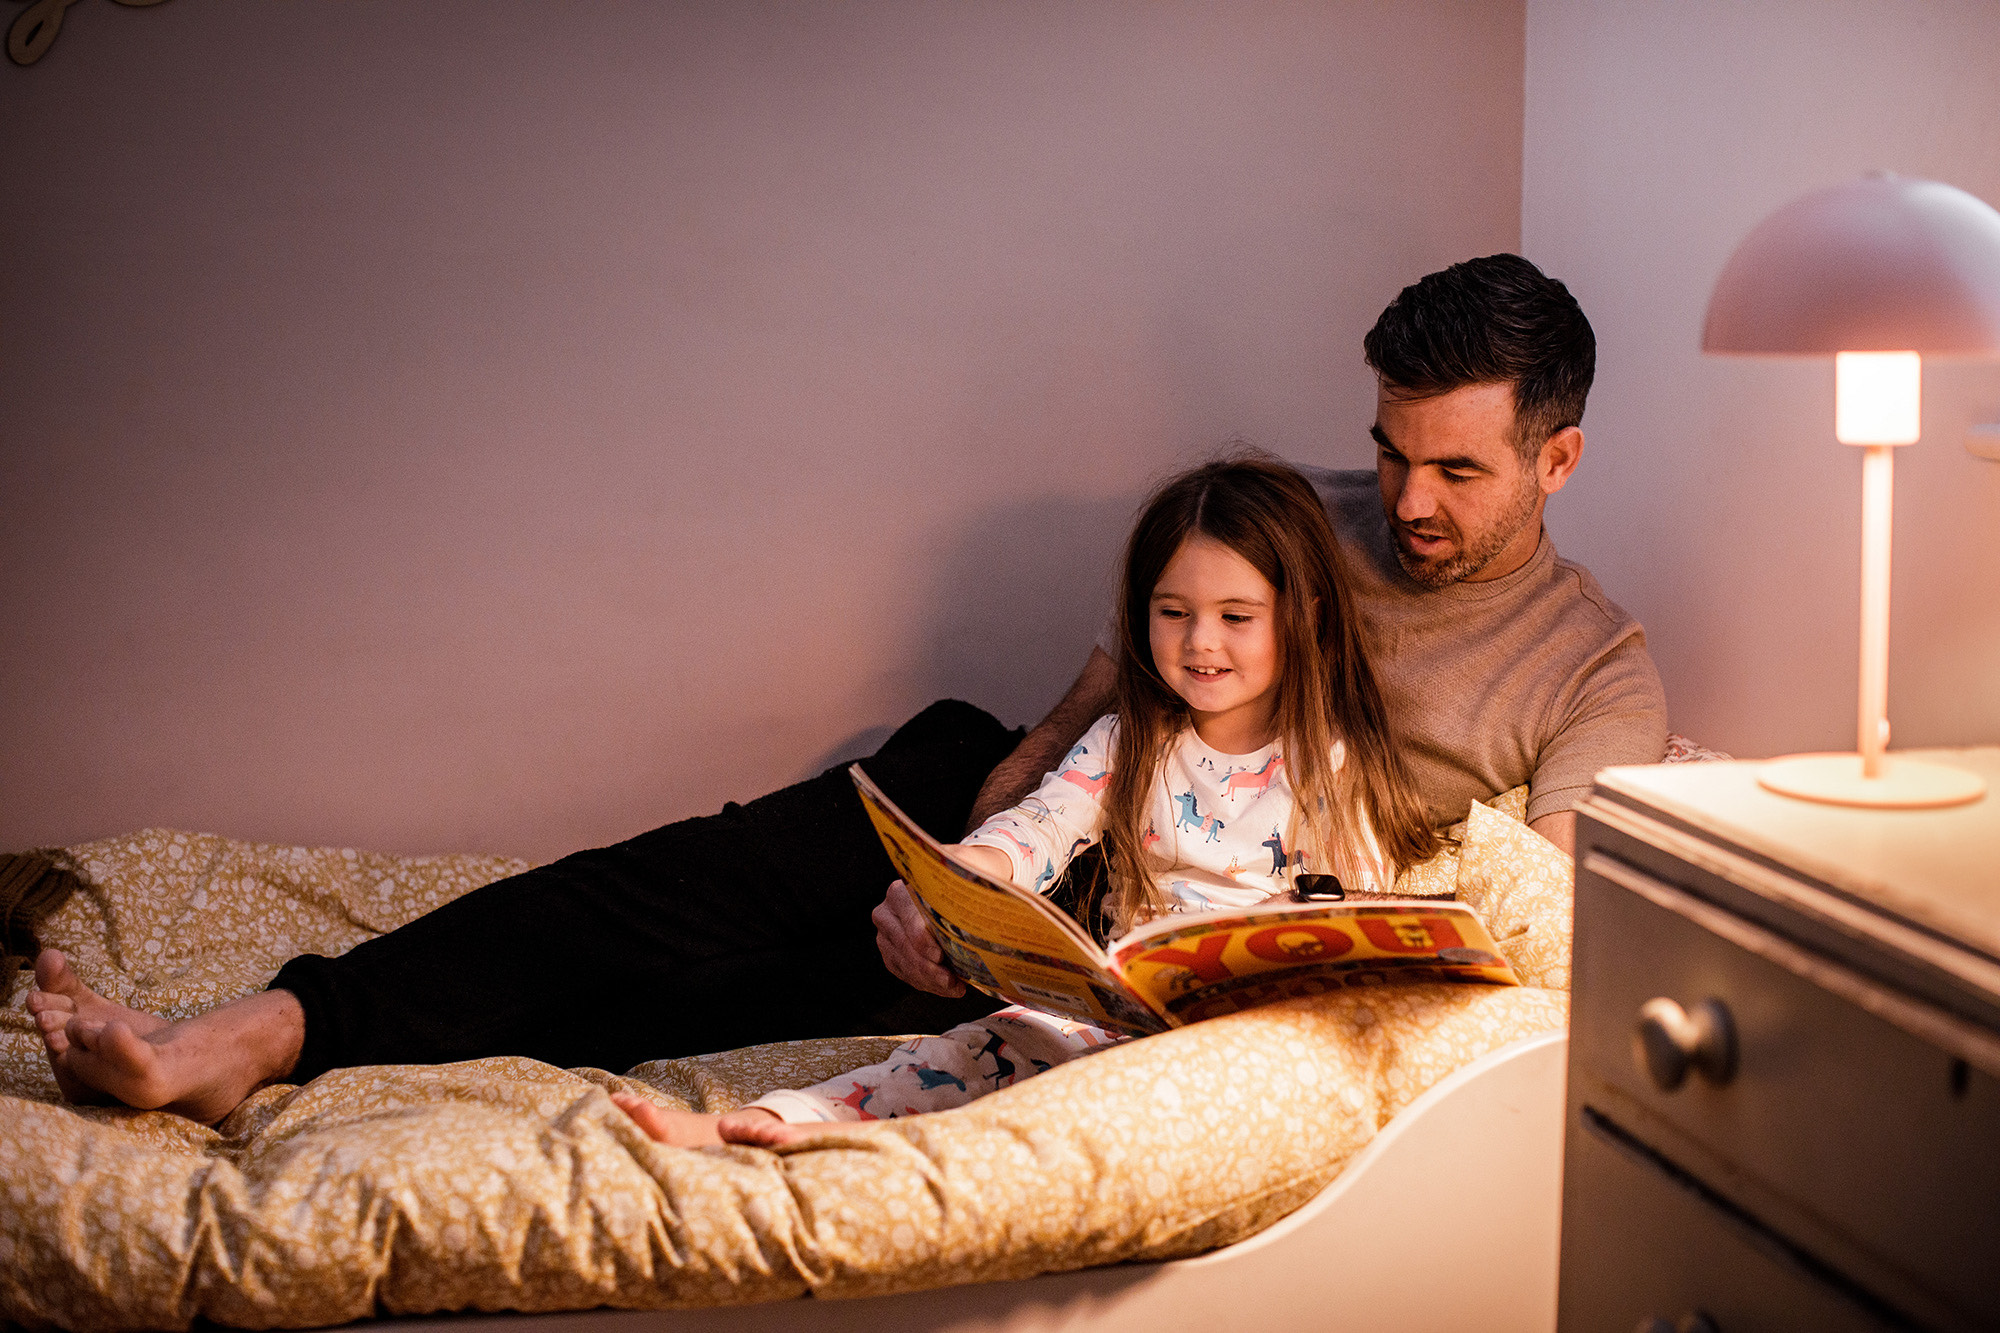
1100, 454, 1438, 931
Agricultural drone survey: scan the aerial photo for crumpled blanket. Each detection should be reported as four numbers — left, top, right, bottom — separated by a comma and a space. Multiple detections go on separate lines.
0, 796, 1571, 1331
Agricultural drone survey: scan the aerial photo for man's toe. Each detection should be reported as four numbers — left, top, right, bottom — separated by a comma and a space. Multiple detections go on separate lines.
34, 949, 77, 995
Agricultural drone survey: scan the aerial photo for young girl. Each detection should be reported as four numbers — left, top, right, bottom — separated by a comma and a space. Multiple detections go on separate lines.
615, 455, 1437, 1148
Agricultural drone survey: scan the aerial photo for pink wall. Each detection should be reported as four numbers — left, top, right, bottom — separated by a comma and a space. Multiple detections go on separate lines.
0, 1, 1524, 860
1525, 0, 2000, 761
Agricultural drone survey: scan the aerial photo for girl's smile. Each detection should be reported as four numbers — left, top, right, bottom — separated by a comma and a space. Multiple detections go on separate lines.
1149, 535, 1282, 754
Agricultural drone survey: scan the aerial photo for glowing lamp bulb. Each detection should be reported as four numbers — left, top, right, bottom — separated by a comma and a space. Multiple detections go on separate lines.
1834, 351, 1921, 445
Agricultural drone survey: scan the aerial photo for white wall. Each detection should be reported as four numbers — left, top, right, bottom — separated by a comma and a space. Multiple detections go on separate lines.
1525, 0, 2000, 760
0, 0, 1523, 859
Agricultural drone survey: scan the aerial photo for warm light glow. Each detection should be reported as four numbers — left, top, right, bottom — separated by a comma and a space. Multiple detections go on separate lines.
1834, 351, 1921, 445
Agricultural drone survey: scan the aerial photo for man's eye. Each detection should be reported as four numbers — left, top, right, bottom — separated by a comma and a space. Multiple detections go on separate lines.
1443, 469, 1480, 482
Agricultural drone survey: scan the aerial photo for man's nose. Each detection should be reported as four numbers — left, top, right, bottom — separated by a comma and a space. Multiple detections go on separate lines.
1394, 473, 1439, 521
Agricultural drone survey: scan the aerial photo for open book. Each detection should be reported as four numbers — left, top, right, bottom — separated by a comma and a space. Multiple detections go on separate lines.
853, 765, 1517, 1037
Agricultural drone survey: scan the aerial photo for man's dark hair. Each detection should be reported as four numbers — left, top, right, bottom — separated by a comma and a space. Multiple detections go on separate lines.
1362, 253, 1595, 460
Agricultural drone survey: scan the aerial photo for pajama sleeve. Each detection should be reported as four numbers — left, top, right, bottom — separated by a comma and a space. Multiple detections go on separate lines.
961, 713, 1119, 895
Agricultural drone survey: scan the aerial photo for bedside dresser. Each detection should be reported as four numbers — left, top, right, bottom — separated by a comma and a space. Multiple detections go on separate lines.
1559, 749, 2000, 1332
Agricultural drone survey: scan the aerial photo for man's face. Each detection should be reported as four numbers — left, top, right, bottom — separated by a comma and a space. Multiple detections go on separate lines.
1371, 381, 1546, 589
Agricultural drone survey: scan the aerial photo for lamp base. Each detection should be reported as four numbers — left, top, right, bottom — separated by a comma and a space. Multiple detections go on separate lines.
1756, 753, 1986, 809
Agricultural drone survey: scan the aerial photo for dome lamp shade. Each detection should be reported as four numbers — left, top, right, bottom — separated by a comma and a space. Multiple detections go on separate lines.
1703, 174, 2000, 356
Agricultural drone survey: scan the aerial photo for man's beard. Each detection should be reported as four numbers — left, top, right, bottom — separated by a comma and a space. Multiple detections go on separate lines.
1392, 471, 1541, 590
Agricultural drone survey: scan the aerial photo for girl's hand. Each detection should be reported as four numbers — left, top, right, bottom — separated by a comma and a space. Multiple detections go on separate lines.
872, 880, 966, 997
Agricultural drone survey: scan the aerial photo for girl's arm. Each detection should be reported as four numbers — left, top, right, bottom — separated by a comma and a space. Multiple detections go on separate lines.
944, 843, 1014, 883
961, 714, 1118, 893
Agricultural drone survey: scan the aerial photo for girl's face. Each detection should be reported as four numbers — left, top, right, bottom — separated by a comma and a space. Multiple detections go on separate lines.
1149, 535, 1283, 753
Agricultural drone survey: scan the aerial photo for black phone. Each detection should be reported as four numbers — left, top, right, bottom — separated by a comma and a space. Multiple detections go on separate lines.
1290, 874, 1345, 902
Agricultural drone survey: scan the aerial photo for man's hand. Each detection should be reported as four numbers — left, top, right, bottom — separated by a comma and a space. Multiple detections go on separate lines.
873, 880, 965, 997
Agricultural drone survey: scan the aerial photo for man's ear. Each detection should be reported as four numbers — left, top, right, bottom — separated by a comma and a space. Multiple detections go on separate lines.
1537, 427, 1585, 495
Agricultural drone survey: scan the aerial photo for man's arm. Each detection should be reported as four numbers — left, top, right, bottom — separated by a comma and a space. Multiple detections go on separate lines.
1527, 810, 1575, 856
963, 646, 1118, 832
1523, 632, 1667, 859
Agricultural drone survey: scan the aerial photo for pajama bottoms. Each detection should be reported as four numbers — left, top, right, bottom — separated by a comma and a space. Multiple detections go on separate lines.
269, 701, 1019, 1081
748, 1006, 1128, 1123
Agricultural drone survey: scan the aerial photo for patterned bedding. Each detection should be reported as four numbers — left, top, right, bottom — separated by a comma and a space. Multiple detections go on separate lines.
0, 794, 1573, 1331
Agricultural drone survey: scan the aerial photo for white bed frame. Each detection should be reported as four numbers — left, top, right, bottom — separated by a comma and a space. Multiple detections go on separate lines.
412, 1029, 1567, 1333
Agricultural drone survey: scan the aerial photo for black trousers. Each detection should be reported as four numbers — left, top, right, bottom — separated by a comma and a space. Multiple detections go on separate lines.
271, 700, 1016, 1081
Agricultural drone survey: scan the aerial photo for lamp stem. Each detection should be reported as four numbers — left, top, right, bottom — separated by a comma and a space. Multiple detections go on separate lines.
1858, 443, 1894, 778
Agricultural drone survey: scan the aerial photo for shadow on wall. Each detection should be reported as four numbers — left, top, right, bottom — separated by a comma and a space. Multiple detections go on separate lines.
798, 490, 1142, 779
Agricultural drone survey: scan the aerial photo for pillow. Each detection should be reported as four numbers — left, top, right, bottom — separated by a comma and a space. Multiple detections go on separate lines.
1454, 800, 1574, 990
1664, 733, 1733, 763
1391, 784, 1530, 899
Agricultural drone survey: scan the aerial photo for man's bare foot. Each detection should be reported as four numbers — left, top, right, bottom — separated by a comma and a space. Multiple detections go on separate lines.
28, 950, 169, 1102
29, 950, 170, 1034
45, 989, 304, 1124
611, 1093, 814, 1148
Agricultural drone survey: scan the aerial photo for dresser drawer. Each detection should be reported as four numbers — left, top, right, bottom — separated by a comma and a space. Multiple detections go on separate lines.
1558, 1102, 1903, 1331
1572, 852, 2000, 1328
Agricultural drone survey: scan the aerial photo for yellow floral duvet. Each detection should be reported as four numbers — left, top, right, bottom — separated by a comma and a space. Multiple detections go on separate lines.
0, 796, 1570, 1331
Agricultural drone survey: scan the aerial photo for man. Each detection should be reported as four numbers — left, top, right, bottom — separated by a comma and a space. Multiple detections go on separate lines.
876, 253, 1666, 996
32, 254, 1664, 1121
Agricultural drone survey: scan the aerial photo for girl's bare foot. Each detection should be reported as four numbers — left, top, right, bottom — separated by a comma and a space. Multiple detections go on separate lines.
45, 989, 305, 1124
28, 950, 169, 1103
611, 1094, 727, 1145
611, 1093, 814, 1148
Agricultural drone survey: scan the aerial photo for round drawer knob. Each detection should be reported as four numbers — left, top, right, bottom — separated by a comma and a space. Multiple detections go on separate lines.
1633, 996, 1736, 1091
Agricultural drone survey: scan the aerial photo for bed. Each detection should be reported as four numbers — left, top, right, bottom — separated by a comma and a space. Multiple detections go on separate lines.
0, 755, 1669, 1332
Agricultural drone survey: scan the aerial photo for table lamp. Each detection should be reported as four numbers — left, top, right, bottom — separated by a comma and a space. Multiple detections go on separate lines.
1703, 174, 2000, 808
